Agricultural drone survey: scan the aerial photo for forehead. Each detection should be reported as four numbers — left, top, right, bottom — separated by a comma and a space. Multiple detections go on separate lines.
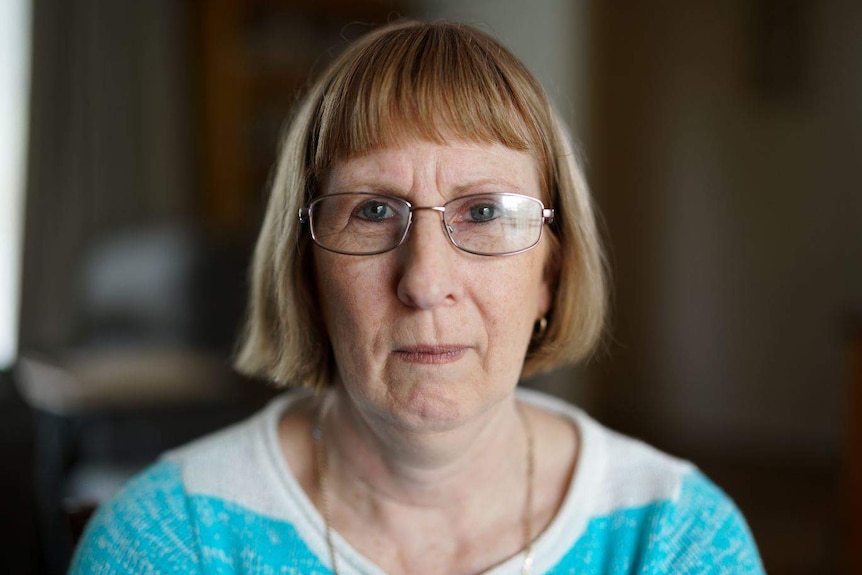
323, 140, 542, 199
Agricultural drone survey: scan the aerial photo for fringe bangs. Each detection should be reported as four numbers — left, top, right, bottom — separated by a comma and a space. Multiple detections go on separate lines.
312, 23, 543, 178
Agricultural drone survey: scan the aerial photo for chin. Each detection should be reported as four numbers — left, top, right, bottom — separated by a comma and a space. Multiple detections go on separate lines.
378, 383, 509, 435
339, 362, 516, 435
391, 398, 466, 434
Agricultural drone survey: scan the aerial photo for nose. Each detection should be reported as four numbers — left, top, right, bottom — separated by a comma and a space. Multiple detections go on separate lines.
396, 210, 460, 310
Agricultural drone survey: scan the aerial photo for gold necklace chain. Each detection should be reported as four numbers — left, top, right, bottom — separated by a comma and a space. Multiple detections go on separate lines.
312, 402, 535, 575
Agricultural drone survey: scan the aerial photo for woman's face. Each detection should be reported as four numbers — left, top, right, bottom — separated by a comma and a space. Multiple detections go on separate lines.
314, 140, 552, 433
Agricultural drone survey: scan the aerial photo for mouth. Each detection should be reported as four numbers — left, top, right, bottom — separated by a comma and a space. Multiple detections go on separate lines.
392, 345, 470, 364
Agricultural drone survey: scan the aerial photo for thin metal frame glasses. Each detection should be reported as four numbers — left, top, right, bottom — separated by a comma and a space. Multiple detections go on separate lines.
298, 192, 555, 257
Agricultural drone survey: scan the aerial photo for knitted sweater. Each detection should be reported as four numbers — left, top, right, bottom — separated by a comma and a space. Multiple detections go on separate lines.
68, 389, 765, 574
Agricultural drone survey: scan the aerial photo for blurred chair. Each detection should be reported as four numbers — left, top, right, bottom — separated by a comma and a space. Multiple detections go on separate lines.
16, 224, 275, 574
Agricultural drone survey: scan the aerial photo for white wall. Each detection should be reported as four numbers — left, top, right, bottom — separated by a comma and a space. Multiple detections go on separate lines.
0, 0, 32, 370
414, 0, 590, 140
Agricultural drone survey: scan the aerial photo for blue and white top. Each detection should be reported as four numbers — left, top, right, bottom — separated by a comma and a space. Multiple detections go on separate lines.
68, 389, 765, 574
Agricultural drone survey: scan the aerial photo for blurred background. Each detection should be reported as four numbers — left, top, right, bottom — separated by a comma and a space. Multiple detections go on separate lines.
1, 0, 860, 573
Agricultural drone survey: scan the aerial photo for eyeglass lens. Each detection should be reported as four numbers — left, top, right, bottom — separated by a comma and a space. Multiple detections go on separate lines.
307, 193, 547, 256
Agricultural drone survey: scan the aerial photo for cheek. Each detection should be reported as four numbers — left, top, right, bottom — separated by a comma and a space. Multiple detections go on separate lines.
314, 254, 389, 358
479, 258, 547, 355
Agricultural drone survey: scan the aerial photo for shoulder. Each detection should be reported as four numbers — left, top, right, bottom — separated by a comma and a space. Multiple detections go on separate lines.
640, 470, 765, 574
518, 389, 764, 574
590, 419, 694, 515
68, 460, 201, 573
578, 413, 764, 574
519, 388, 693, 515
69, 392, 321, 574
160, 391, 307, 518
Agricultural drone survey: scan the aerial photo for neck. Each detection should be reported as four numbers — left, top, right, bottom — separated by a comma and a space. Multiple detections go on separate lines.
321, 385, 526, 510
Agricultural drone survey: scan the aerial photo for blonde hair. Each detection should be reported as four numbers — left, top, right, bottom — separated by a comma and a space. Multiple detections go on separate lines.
235, 21, 607, 389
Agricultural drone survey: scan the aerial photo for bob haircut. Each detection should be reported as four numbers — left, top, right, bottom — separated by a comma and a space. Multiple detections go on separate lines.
235, 20, 607, 389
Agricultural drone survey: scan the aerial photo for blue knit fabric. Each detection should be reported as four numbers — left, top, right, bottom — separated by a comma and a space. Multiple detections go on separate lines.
547, 472, 763, 574
69, 460, 763, 574
69, 461, 199, 574
68, 391, 765, 574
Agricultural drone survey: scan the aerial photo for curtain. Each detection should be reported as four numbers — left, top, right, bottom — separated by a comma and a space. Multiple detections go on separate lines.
21, 0, 193, 352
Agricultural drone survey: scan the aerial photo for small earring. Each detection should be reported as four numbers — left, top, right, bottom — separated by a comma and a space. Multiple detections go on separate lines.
534, 316, 548, 338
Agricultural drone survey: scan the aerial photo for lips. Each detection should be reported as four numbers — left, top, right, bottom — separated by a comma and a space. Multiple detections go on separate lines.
392, 345, 469, 364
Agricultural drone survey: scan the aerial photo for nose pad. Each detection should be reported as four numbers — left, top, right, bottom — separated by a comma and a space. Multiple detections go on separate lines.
442, 221, 462, 252
396, 210, 458, 309
402, 206, 454, 249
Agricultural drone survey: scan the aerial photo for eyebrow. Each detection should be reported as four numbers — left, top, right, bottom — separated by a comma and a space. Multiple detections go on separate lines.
326, 176, 525, 200
324, 180, 406, 198
453, 178, 524, 195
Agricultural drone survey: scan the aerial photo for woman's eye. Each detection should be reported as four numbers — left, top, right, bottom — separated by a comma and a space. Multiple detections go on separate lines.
468, 204, 497, 222
356, 201, 392, 221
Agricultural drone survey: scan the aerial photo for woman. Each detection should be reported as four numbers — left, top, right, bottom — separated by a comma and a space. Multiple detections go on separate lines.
70, 21, 764, 574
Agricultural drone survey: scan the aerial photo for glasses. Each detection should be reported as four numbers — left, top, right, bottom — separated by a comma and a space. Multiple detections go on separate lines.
298, 192, 554, 256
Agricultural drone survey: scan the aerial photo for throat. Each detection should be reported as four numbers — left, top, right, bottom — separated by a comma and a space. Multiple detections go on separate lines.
313, 391, 537, 575
325, 387, 526, 502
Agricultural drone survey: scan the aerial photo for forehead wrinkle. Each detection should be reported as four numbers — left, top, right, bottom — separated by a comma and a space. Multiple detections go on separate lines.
323, 179, 407, 199
451, 178, 526, 196
323, 151, 414, 197
325, 141, 541, 205
434, 146, 540, 201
